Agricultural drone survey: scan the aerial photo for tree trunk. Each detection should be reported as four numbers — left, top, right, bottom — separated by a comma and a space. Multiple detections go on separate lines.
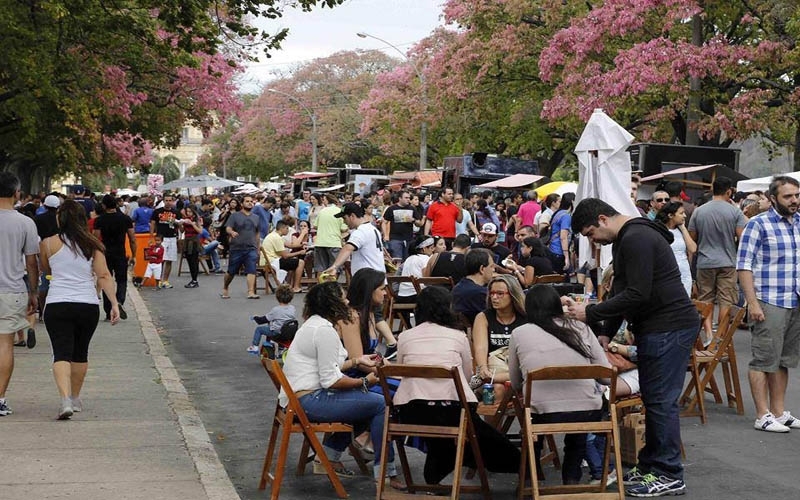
794, 122, 800, 172
685, 15, 703, 146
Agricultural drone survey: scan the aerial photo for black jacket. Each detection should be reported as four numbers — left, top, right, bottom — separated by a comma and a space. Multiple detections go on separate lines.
586, 218, 698, 336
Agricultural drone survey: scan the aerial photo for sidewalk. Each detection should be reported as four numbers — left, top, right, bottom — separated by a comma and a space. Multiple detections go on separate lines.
0, 288, 239, 500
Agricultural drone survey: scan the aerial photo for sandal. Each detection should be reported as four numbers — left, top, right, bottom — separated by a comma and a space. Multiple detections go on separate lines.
219, 293, 231, 299
312, 460, 355, 477
14, 340, 26, 347
247, 294, 260, 300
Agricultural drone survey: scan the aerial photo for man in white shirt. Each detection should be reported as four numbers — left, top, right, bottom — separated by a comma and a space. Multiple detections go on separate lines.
324, 202, 387, 277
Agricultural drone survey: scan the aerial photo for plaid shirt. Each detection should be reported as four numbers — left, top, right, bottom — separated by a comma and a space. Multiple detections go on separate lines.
737, 207, 800, 308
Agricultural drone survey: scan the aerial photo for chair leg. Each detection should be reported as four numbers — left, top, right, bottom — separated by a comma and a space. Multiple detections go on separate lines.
259, 413, 282, 490
450, 412, 468, 500
270, 421, 293, 499
303, 429, 348, 499
376, 409, 390, 500
726, 350, 745, 415
297, 436, 311, 476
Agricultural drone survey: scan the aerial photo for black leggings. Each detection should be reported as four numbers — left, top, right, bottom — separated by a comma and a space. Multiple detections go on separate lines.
44, 302, 100, 362
185, 237, 200, 281
397, 400, 521, 484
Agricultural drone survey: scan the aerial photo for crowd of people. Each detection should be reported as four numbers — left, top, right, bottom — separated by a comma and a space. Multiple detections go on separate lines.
3, 170, 799, 499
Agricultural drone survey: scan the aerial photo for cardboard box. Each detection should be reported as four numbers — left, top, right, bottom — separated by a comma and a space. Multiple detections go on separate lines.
619, 414, 646, 466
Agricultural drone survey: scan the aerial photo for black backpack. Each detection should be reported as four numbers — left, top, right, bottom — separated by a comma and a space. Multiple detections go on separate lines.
275, 320, 298, 343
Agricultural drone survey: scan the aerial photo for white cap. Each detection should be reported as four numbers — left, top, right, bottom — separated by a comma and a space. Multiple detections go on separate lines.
44, 195, 60, 208
480, 222, 497, 235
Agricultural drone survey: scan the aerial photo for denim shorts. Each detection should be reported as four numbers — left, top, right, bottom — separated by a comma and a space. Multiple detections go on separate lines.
228, 248, 258, 275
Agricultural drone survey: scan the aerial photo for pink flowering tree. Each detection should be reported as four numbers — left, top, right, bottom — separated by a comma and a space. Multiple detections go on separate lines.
539, 0, 800, 168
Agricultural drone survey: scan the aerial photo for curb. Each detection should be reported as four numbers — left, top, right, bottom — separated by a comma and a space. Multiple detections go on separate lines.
128, 286, 240, 500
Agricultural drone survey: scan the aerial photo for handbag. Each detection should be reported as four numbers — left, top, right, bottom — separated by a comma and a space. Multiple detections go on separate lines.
487, 346, 510, 377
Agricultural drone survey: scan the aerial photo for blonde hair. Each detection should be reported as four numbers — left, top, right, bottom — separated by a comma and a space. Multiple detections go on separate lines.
487, 274, 526, 316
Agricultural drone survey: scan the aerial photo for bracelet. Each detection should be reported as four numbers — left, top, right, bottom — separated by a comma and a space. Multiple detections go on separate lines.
361, 377, 369, 393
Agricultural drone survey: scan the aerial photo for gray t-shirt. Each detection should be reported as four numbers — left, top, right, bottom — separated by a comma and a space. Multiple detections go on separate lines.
687, 199, 746, 269
266, 304, 296, 332
225, 211, 260, 251
0, 209, 40, 293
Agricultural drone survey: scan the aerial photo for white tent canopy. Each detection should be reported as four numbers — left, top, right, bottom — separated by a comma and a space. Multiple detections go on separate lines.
476, 174, 545, 189
737, 171, 800, 193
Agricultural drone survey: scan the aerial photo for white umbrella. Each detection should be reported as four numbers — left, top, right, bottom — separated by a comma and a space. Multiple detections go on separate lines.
574, 109, 640, 270
161, 175, 243, 190
232, 183, 263, 194
115, 188, 143, 197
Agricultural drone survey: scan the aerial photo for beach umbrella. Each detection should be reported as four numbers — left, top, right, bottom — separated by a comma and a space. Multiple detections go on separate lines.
161, 175, 243, 190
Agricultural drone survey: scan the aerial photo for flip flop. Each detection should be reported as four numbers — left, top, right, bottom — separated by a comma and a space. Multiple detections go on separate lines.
247, 295, 260, 299
219, 293, 231, 299
14, 341, 26, 347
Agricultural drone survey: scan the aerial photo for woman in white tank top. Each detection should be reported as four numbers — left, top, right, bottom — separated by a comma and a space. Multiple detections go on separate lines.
39, 200, 120, 420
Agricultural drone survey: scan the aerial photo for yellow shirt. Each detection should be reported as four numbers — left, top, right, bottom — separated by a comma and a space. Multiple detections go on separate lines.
260, 231, 285, 265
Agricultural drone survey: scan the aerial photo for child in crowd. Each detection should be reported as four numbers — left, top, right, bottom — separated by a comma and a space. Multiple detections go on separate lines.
247, 285, 296, 354
141, 235, 165, 289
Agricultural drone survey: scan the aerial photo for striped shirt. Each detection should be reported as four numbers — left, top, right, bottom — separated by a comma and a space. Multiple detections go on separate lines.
736, 207, 800, 308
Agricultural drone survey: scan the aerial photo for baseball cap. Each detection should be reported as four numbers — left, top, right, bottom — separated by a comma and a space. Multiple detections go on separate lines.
480, 222, 497, 235
73, 185, 85, 195
43, 195, 60, 209
334, 202, 365, 218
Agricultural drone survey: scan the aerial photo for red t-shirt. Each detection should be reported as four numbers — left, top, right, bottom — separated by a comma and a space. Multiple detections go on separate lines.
145, 244, 164, 264
427, 201, 461, 238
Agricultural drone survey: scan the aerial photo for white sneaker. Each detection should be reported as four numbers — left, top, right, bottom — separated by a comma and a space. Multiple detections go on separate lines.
775, 411, 800, 429
246, 345, 259, 354
754, 412, 790, 433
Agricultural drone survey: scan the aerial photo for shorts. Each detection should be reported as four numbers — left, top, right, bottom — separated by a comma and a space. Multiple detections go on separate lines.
161, 237, 178, 262
279, 257, 300, 271
144, 263, 163, 280
618, 369, 640, 394
749, 300, 800, 372
696, 267, 738, 308
0, 292, 30, 333
228, 248, 258, 275
314, 247, 340, 272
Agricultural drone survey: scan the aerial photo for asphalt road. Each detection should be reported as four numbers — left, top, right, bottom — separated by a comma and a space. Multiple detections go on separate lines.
144, 270, 800, 499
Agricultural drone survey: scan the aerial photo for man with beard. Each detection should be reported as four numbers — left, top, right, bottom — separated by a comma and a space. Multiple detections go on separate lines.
564, 198, 698, 497
737, 175, 800, 434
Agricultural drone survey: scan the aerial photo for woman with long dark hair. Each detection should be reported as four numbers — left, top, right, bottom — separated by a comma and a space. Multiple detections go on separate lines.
394, 286, 521, 485
339, 268, 397, 361
655, 202, 695, 297
39, 200, 121, 420
181, 205, 203, 288
215, 198, 239, 259
508, 284, 610, 484
545, 192, 575, 273
281, 282, 402, 489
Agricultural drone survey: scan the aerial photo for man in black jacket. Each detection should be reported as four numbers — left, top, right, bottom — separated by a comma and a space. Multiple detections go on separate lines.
564, 198, 698, 498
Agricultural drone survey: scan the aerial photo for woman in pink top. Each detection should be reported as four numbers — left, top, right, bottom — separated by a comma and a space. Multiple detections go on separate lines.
508, 284, 610, 485
394, 286, 521, 485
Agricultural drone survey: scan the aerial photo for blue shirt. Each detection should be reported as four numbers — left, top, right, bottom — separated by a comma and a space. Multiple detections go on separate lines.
296, 200, 311, 222
737, 207, 800, 309
251, 204, 271, 239
131, 206, 154, 233
548, 211, 572, 256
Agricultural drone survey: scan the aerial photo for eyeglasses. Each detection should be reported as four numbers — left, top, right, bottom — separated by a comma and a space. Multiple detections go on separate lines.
489, 291, 509, 297
655, 198, 669, 203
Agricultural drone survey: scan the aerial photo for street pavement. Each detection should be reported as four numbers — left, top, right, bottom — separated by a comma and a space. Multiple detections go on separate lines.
0, 287, 237, 500
142, 270, 800, 499
6, 265, 800, 499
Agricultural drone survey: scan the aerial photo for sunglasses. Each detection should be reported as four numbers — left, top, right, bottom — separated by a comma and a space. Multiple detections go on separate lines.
655, 198, 669, 203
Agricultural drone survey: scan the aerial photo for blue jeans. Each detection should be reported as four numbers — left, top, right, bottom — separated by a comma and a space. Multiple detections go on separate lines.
252, 325, 279, 346
636, 326, 698, 480
386, 239, 408, 260
300, 388, 395, 478
203, 241, 220, 270
586, 433, 612, 479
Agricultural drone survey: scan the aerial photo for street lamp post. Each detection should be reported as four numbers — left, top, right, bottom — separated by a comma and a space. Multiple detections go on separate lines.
357, 32, 427, 171
267, 88, 318, 172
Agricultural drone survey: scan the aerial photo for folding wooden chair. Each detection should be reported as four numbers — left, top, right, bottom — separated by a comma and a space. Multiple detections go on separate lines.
678, 300, 715, 423
256, 261, 283, 295
375, 364, 492, 500
680, 305, 747, 417
412, 276, 454, 293
531, 274, 565, 285
519, 365, 624, 500
258, 358, 368, 499
384, 276, 416, 332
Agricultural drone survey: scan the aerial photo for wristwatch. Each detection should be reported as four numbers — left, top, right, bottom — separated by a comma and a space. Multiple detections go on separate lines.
609, 344, 619, 354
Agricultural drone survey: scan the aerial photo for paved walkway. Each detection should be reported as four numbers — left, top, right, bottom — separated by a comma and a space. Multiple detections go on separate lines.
0, 287, 239, 500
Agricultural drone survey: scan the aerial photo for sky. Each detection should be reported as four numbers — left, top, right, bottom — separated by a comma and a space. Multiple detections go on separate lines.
238, 0, 447, 93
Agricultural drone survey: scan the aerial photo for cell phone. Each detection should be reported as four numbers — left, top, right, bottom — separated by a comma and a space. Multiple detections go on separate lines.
374, 343, 388, 359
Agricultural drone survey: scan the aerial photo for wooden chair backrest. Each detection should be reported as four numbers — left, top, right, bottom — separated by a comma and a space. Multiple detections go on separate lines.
532, 274, 565, 284
377, 364, 468, 409
708, 305, 746, 355
412, 276, 454, 293
386, 276, 414, 299
524, 365, 618, 409
261, 357, 313, 427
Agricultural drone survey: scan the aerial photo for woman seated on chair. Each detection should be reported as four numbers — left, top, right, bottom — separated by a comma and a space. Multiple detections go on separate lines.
394, 286, 521, 486
282, 217, 311, 251
508, 284, 610, 485
280, 281, 404, 489
503, 237, 555, 288
472, 275, 527, 402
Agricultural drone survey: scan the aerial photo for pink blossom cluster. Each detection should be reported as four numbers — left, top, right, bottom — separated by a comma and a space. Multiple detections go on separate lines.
102, 132, 153, 167
172, 51, 243, 127
99, 66, 148, 120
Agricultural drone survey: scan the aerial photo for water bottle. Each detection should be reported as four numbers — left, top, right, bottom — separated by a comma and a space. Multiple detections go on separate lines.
482, 383, 495, 405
